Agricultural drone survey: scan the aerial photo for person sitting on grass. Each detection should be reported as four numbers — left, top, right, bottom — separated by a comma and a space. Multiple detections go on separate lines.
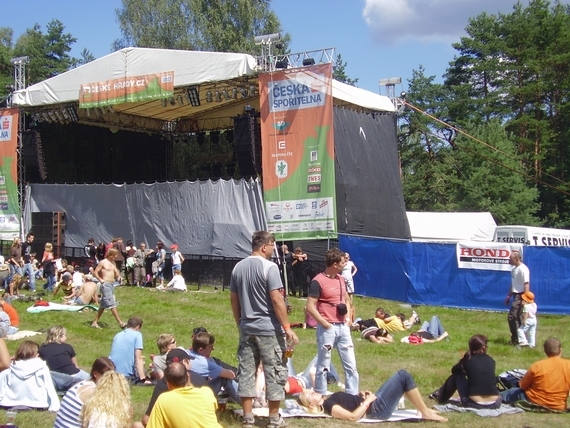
298, 369, 447, 422
54, 357, 116, 428
0, 297, 19, 335
142, 348, 208, 427
188, 332, 238, 402
64, 280, 99, 305
6, 273, 24, 297
146, 362, 222, 428
158, 269, 187, 292
430, 334, 501, 409
0, 340, 60, 412
500, 337, 570, 411
361, 326, 394, 344
149, 333, 178, 380
401, 315, 449, 344
53, 272, 75, 299
79, 370, 144, 428
39, 325, 90, 392
109, 316, 153, 386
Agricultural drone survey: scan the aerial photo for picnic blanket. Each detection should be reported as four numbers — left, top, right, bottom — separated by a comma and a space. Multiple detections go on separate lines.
234, 407, 422, 423
27, 302, 98, 313
6, 330, 43, 340
433, 403, 524, 417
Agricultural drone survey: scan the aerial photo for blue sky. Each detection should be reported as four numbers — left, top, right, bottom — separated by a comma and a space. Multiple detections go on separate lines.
0, 0, 554, 95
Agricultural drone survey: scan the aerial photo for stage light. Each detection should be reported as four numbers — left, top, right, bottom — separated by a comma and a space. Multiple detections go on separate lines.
232, 88, 238, 99
107, 105, 115, 114
54, 110, 63, 121
42, 112, 50, 123
275, 57, 288, 69
222, 89, 230, 100
168, 97, 176, 106
186, 86, 201, 106
302, 58, 315, 66
254, 33, 281, 45
239, 88, 248, 98
197, 132, 206, 145
61, 108, 70, 121
206, 91, 213, 103
177, 94, 184, 106
67, 106, 79, 122
249, 85, 257, 96
210, 131, 220, 145
215, 90, 222, 102
161, 98, 167, 108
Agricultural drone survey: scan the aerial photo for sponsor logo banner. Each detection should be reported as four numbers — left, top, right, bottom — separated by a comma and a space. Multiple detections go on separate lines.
457, 241, 523, 271
79, 72, 174, 107
0, 109, 21, 239
259, 63, 336, 240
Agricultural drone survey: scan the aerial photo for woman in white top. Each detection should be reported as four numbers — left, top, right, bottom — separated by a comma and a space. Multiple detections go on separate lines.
169, 244, 184, 277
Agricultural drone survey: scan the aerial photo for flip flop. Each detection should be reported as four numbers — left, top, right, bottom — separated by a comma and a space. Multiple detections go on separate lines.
91, 324, 102, 329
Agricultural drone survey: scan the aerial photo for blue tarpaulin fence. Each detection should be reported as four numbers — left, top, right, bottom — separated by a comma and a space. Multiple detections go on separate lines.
339, 234, 570, 315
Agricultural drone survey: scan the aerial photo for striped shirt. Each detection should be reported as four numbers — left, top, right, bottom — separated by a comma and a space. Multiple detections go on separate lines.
53, 379, 95, 428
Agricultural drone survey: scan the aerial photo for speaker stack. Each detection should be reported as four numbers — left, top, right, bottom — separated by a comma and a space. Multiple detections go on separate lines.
233, 115, 261, 177
31, 212, 66, 253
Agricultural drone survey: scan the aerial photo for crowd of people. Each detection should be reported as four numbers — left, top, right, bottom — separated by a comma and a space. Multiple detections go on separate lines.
0, 231, 565, 427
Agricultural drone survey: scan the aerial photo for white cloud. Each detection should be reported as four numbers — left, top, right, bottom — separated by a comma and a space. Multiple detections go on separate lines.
362, 0, 525, 45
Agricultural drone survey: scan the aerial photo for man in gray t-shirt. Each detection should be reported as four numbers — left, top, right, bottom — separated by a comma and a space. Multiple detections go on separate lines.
230, 231, 298, 428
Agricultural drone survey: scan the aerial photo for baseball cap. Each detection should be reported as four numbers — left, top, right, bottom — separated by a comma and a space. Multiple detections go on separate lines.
166, 348, 194, 365
62, 272, 72, 281
193, 326, 207, 336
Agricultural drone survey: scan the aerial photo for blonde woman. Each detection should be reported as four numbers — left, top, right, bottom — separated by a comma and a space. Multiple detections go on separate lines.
39, 326, 89, 391
298, 370, 446, 422
42, 242, 56, 292
80, 371, 143, 428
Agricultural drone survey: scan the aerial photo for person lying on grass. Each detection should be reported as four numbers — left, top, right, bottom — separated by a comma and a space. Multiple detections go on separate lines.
298, 370, 447, 422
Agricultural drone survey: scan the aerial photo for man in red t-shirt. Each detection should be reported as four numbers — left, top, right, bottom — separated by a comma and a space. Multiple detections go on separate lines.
306, 248, 359, 396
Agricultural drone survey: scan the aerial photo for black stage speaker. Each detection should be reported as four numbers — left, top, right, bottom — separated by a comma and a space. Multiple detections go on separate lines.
233, 115, 261, 177
31, 211, 66, 248
22, 131, 47, 182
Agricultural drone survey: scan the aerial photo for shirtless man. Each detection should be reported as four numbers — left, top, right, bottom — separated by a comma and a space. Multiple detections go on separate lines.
91, 248, 126, 329
65, 281, 99, 305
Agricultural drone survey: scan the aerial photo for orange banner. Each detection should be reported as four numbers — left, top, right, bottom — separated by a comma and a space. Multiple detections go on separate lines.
79, 72, 174, 108
0, 108, 21, 238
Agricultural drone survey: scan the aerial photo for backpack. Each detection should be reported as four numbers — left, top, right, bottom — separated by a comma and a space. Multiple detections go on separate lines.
496, 369, 527, 391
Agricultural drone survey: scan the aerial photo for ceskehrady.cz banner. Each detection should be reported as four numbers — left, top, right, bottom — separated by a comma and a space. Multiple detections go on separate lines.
0, 108, 21, 239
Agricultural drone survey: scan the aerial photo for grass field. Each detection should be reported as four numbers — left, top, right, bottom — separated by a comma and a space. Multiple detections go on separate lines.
2, 283, 569, 428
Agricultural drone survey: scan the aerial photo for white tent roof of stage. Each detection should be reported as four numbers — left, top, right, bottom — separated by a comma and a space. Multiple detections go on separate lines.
12, 47, 395, 133
406, 211, 497, 242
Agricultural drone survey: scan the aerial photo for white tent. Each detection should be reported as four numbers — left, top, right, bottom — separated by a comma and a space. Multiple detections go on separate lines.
406, 211, 497, 242
13, 47, 394, 133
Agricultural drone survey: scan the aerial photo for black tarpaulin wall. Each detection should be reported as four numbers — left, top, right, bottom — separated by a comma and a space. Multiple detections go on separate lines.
333, 107, 410, 239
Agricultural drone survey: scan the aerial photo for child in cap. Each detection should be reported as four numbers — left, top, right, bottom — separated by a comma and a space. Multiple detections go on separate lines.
517, 291, 537, 347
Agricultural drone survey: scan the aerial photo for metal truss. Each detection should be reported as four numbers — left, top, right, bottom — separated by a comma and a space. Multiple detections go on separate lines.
256, 48, 336, 72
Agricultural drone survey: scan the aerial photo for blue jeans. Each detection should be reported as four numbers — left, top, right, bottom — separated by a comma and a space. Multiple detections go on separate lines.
208, 377, 239, 402
315, 323, 359, 395
420, 316, 446, 339
500, 387, 529, 404
45, 274, 56, 292
50, 369, 90, 392
368, 370, 416, 419
171, 264, 181, 276
22, 263, 35, 291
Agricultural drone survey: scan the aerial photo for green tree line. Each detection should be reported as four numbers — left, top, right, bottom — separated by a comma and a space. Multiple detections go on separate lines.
402, 0, 570, 227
